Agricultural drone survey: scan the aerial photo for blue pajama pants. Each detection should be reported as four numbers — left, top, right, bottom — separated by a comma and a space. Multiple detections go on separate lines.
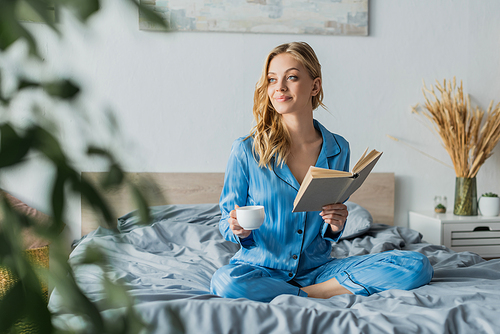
210, 250, 433, 303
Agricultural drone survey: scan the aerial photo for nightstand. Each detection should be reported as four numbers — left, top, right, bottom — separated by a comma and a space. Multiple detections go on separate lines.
409, 211, 500, 258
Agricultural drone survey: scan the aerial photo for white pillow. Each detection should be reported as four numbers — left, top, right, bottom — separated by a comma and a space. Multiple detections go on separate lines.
339, 201, 373, 240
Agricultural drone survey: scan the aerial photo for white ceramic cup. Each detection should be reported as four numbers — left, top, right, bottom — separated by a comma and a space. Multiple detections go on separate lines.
236, 205, 265, 230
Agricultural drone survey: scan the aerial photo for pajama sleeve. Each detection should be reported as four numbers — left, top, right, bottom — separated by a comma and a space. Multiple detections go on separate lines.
219, 139, 254, 246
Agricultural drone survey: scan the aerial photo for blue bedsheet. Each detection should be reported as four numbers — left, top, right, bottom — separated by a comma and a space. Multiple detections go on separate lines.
49, 204, 500, 333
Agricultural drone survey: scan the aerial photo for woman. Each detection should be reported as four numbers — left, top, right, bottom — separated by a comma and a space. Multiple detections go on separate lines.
210, 42, 433, 303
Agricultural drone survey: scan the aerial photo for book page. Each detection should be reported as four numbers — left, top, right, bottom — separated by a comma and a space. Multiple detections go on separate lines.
309, 167, 353, 178
342, 152, 383, 199
352, 149, 382, 174
351, 147, 369, 173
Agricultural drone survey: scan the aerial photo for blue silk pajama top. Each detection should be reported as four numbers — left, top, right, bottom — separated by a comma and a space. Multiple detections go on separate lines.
218, 120, 350, 280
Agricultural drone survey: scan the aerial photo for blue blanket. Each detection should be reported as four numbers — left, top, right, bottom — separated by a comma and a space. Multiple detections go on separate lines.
49, 204, 500, 333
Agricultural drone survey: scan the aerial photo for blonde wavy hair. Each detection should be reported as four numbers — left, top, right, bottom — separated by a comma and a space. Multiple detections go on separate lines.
249, 42, 325, 169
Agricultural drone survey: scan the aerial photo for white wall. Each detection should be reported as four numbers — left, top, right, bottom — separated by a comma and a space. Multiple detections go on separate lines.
2, 0, 500, 241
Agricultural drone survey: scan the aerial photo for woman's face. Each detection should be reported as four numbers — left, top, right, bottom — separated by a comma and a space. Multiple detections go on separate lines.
266, 53, 320, 116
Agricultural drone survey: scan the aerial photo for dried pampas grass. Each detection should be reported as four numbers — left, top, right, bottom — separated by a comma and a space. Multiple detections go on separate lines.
412, 78, 500, 178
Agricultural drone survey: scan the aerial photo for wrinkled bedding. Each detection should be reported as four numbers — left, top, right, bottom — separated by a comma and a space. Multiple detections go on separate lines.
49, 204, 500, 333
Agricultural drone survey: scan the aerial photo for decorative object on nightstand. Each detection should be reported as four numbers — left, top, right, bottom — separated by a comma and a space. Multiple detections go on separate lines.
412, 78, 500, 216
479, 192, 500, 217
434, 196, 447, 213
409, 211, 500, 258
454, 177, 478, 216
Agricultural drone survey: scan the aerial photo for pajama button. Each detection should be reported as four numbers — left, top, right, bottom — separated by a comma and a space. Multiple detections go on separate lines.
297, 229, 303, 234
292, 255, 298, 260
288, 273, 293, 277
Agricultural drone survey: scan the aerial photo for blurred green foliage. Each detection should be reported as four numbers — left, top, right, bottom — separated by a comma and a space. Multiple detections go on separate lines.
0, 0, 167, 332
16, 0, 57, 24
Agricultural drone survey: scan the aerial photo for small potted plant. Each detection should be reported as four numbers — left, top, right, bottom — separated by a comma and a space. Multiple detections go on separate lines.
478, 192, 500, 217
434, 196, 447, 213
434, 203, 446, 213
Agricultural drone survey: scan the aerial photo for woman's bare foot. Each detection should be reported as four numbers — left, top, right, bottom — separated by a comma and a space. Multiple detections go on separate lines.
301, 278, 353, 299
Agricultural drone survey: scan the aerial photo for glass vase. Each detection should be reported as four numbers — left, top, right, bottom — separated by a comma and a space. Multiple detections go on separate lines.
453, 177, 478, 216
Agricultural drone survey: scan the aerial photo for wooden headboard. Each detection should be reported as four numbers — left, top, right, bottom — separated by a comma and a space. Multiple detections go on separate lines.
81, 172, 395, 236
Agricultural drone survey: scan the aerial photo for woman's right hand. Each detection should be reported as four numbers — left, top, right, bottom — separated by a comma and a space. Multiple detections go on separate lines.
229, 205, 252, 239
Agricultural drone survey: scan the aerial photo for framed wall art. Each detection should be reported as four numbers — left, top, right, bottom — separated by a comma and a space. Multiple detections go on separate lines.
139, 0, 368, 36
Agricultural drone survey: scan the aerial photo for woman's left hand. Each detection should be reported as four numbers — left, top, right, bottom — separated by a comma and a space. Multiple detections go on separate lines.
320, 203, 348, 233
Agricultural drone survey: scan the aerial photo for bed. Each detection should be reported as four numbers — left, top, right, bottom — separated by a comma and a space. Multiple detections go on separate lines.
48, 172, 500, 333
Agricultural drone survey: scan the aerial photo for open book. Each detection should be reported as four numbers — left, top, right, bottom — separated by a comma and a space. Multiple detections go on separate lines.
292, 148, 383, 212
